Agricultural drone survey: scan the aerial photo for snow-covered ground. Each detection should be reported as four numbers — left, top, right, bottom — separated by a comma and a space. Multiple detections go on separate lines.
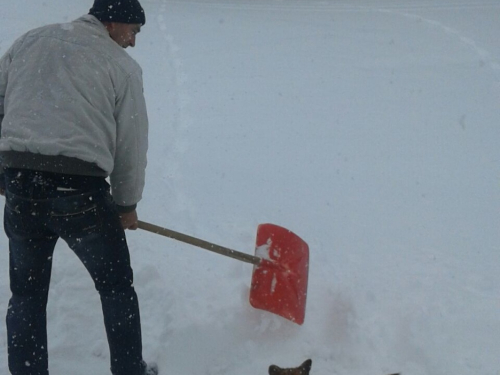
1, 0, 500, 374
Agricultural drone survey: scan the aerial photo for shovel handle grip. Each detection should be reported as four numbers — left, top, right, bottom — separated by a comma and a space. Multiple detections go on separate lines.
137, 220, 261, 266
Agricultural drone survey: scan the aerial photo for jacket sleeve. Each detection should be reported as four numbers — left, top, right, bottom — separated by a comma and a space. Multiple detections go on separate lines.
109, 66, 149, 209
0, 46, 12, 128
0, 34, 27, 137
0, 44, 14, 186
0, 34, 26, 126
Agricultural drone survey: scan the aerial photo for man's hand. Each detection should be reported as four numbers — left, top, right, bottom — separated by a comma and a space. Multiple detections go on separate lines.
119, 210, 139, 230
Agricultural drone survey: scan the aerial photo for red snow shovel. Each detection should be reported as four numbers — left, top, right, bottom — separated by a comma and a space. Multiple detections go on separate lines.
137, 221, 309, 325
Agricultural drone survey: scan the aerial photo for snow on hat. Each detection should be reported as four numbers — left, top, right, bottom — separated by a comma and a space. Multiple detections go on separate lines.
89, 0, 146, 25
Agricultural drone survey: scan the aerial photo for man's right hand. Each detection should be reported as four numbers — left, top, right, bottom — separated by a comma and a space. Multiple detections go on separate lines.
119, 210, 139, 230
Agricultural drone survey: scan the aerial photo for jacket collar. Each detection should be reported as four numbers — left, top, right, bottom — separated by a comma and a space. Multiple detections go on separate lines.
74, 14, 109, 36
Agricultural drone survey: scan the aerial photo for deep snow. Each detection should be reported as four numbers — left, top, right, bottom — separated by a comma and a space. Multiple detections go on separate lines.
1, 0, 500, 374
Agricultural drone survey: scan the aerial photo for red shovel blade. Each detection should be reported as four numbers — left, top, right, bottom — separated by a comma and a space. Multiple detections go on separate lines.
249, 223, 309, 325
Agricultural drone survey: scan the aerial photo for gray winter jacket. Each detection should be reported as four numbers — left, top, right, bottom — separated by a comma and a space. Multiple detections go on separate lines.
0, 15, 148, 210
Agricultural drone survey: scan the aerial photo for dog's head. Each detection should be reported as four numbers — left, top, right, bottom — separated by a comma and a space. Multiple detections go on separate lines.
269, 359, 312, 375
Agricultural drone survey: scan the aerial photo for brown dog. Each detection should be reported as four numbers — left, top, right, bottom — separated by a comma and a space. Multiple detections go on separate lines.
268, 359, 400, 375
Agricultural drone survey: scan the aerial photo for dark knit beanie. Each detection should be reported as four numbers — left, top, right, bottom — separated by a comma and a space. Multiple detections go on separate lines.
89, 0, 146, 25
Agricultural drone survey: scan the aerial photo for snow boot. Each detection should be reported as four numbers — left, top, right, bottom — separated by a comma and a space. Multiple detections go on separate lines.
141, 361, 159, 375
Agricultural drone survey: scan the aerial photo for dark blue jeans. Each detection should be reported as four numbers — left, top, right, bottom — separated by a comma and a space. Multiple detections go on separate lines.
3, 168, 144, 375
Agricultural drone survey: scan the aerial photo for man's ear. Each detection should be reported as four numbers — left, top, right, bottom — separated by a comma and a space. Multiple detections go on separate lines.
102, 21, 115, 32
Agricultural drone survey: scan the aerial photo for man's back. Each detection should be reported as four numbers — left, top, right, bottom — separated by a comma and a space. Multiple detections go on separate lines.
0, 14, 148, 207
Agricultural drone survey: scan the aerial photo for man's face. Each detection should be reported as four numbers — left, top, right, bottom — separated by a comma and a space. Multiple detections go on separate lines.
107, 23, 141, 48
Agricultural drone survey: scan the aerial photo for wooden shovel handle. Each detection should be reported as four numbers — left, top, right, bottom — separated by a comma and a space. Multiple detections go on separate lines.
137, 220, 261, 266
